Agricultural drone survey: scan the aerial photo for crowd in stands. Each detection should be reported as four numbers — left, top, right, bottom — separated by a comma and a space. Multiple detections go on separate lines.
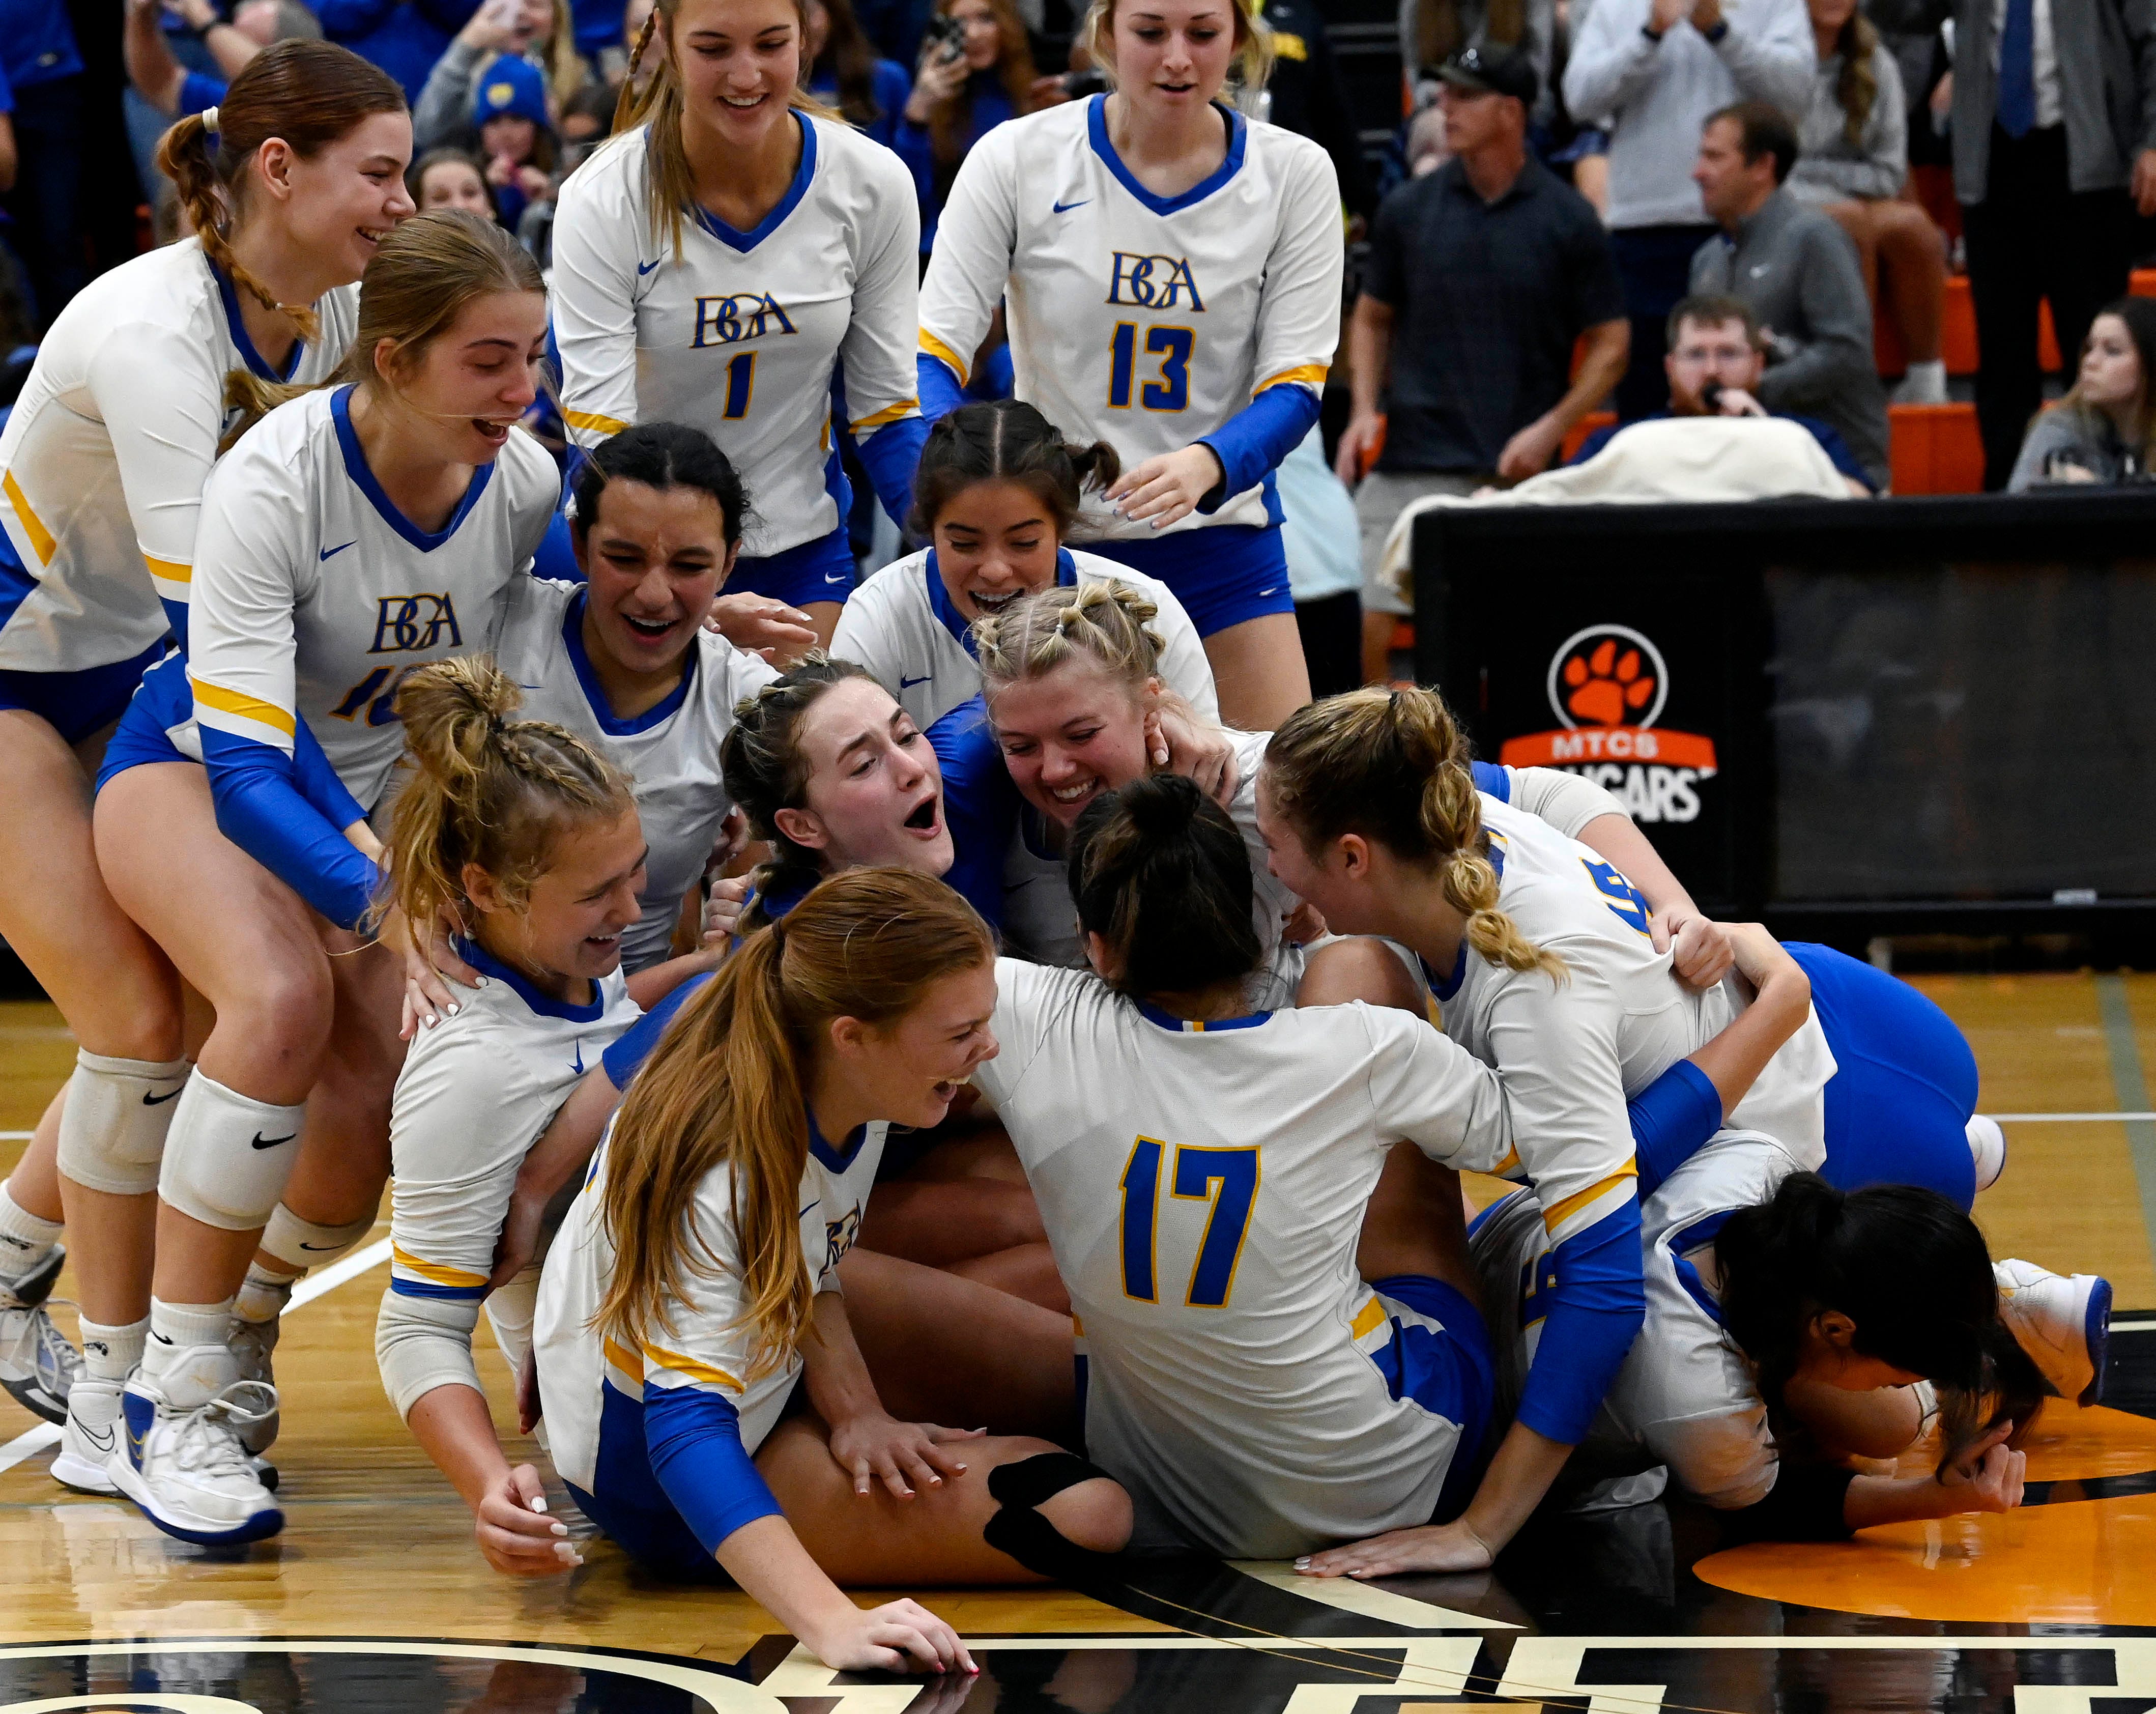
1, 0, 2152, 697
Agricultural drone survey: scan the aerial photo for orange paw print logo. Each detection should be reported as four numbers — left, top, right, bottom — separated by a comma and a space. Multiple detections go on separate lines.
1563, 638, 1657, 727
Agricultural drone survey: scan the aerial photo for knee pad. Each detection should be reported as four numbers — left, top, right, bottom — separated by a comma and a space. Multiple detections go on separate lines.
982, 1451, 1124, 1586
375, 1287, 484, 1422
258, 1204, 377, 1273
55, 1050, 191, 1197
157, 1072, 308, 1233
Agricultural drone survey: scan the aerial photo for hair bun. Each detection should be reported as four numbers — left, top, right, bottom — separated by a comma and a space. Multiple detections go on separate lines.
1123, 772, 1202, 839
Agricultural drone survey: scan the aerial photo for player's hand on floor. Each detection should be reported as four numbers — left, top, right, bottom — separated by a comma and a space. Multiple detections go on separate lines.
809, 1598, 978, 1675
1652, 902, 1734, 989
1295, 1519, 1494, 1580
475, 1464, 581, 1576
825, 1410, 986, 1500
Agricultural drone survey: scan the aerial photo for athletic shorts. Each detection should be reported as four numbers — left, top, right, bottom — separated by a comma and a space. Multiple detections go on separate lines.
93, 650, 193, 794
0, 641, 164, 747
729, 525, 856, 611
1084, 523, 1295, 639
1788, 942, 1980, 1211
1366, 1272, 1498, 1524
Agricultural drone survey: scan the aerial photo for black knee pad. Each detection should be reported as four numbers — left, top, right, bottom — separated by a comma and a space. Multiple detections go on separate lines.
982, 1451, 1123, 1585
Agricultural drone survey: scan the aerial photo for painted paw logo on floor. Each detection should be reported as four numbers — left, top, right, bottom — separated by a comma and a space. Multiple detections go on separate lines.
1498, 624, 1718, 823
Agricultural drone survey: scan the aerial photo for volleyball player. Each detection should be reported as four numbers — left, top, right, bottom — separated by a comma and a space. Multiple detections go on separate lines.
370, 658, 647, 1575
829, 399, 1216, 732
0, 43, 412, 1443
552, 0, 926, 647
83, 213, 555, 1543
918, 0, 1339, 729
531, 870, 1131, 1659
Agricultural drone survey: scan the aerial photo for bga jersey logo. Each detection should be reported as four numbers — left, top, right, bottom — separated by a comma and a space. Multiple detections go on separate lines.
690, 292, 797, 349
1107, 252, 1206, 312
1499, 624, 1718, 823
368, 592, 464, 654
824, 1207, 861, 1275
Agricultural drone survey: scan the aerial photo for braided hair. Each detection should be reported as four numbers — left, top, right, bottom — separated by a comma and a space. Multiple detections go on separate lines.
972, 578, 1165, 701
371, 655, 635, 937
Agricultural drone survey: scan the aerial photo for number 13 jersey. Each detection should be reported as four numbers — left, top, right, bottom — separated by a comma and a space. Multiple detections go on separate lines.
918, 98, 1342, 542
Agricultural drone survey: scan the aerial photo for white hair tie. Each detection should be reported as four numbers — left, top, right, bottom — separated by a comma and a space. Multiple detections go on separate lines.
200, 105, 220, 137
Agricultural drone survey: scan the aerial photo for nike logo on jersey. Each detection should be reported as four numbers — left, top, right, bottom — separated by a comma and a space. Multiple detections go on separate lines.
899, 673, 932, 689
141, 1088, 182, 1106
320, 541, 356, 561
1257, 588, 1279, 598
250, 1132, 297, 1151
637, 259, 662, 275
570, 1043, 586, 1076
1052, 197, 1091, 213
798, 1199, 819, 1219
824, 572, 849, 585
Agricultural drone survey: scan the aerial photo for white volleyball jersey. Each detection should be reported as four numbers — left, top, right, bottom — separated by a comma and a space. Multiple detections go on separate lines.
918, 98, 1342, 541
536, 1114, 887, 1496
552, 117, 922, 559
388, 947, 640, 1305
997, 729, 1301, 997
830, 547, 1218, 732
186, 387, 559, 808
975, 958, 1513, 1557
1434, 799, 1835, 1248
1472, 1130, 1799, 1509
0, 240, 358, 672
493, 575, 778, 972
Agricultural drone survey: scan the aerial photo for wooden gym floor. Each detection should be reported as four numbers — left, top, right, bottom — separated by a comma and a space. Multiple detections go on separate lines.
3, 972, 2154, 1714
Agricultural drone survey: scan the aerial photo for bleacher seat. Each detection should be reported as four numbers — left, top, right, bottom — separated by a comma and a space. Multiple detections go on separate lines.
1887, 402, 1984, 494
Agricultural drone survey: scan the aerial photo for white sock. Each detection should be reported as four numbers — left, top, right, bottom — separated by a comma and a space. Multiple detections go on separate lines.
79, 1315, 149, 1383
235, 1263, 295, 1327
1898, 359, 1948, 403
145, 1297, 235, 1361
0, 1179, 62, 1273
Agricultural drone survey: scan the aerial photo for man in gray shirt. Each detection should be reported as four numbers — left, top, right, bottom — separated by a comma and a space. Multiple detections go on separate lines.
1688, 99, 1892, 488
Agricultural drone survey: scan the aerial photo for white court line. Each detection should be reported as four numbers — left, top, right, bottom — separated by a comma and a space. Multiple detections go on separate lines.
0, 1234, 390, 1479
1988, 1112, 2156, 1123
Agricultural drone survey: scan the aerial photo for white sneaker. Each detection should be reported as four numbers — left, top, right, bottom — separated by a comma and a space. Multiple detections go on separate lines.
111, 1347, 283, 1545
1965, 1115, 2008, 1194
228, 1310, 281, 1456
50, 1374, 122, 1494
0, 1245, 81, 1424
1996, 1258, 2111, 1406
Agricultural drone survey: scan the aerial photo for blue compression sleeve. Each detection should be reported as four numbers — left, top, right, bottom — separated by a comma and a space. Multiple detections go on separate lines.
1629, 1059, 1724, 1198
159, 598, 190, 655
917, 349, 967, 425
1516, 1198, 1646, 1445
854, 412, 928, 533
198, 726, 380, 930
642, 1385, 784, 1556
926, 697, 1017, 931
602, 970, 713, 1091
1194, 385, 1321, 515
1471, 760, 1510, 801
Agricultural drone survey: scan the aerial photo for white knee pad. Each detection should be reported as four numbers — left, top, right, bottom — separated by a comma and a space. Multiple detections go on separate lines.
375, 1287, 483, 1422
258, 1204, 377, 1273
55, 1051, 191, 1197
157, 1072, 308, 1233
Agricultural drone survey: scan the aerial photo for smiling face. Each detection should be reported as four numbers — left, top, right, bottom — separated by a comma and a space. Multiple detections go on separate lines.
378, 288, 549, 466
670, 0, 803, 151
778, 677, 953, 874
930, 478, 1064, 625
2078, 313, 2146, 412
1105, 0, 1238, 111
827, 958, 999, 1129
270, 109, 416, 287
989, 657, 1155, 829
417, 157, 492, 214
467, 807, 648, 991
577, 478, 736, 677
479, 113, 540, 164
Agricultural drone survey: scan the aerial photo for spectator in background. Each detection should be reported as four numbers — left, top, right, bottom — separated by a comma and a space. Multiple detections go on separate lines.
1570, 292, 1878, 488
0, 72, 15, 201
1562, 0, 1811, 420
1256, 0, 1375, 224
2009, 296, 2156, 488
1277, 423, 1366, 700
804, 0, 913, 148
1400, 0, 1562, 133
1690, 99, 1891, 485
1940, 0, 2156, 488
1337, 47, 1629, 685
1790, 0, 1947, 403
898, 0, 1051, 252
407, 144, 500, 214
124, 0, 322, 118
466, 56, 559, 232
0, 0, 88, 323
316, 0, 480, 104
416, 0, 588, 150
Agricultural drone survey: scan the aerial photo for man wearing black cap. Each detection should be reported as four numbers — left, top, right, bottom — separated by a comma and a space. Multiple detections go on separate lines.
1337, 46, 1629, 683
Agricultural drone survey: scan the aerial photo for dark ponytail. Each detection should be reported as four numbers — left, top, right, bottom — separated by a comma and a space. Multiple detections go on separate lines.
570, 420, 751, 553
907, 398, 1121, 541
1715, 1174, 2045, 1473
1068, 773, 1261, 997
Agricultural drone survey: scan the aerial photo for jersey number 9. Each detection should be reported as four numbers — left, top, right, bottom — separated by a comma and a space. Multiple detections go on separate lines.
1108, 324, 1194, 413
1120, 1137, 1260, 1308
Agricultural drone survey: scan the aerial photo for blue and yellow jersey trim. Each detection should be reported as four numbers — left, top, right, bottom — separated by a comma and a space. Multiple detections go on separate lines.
389, 1243, 488, 1300
565, 408, 630, 437
1255, 363, 1328, 395
191, 674, 297, 740
1134, 1001, 1274, 1033
850, 397, 920, 434
1540, 1160, 1639, 1240
2, 470, 55, 564
643, 1341, 745, 1395
918, 330, 970, 387
143, 553, 191, 604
